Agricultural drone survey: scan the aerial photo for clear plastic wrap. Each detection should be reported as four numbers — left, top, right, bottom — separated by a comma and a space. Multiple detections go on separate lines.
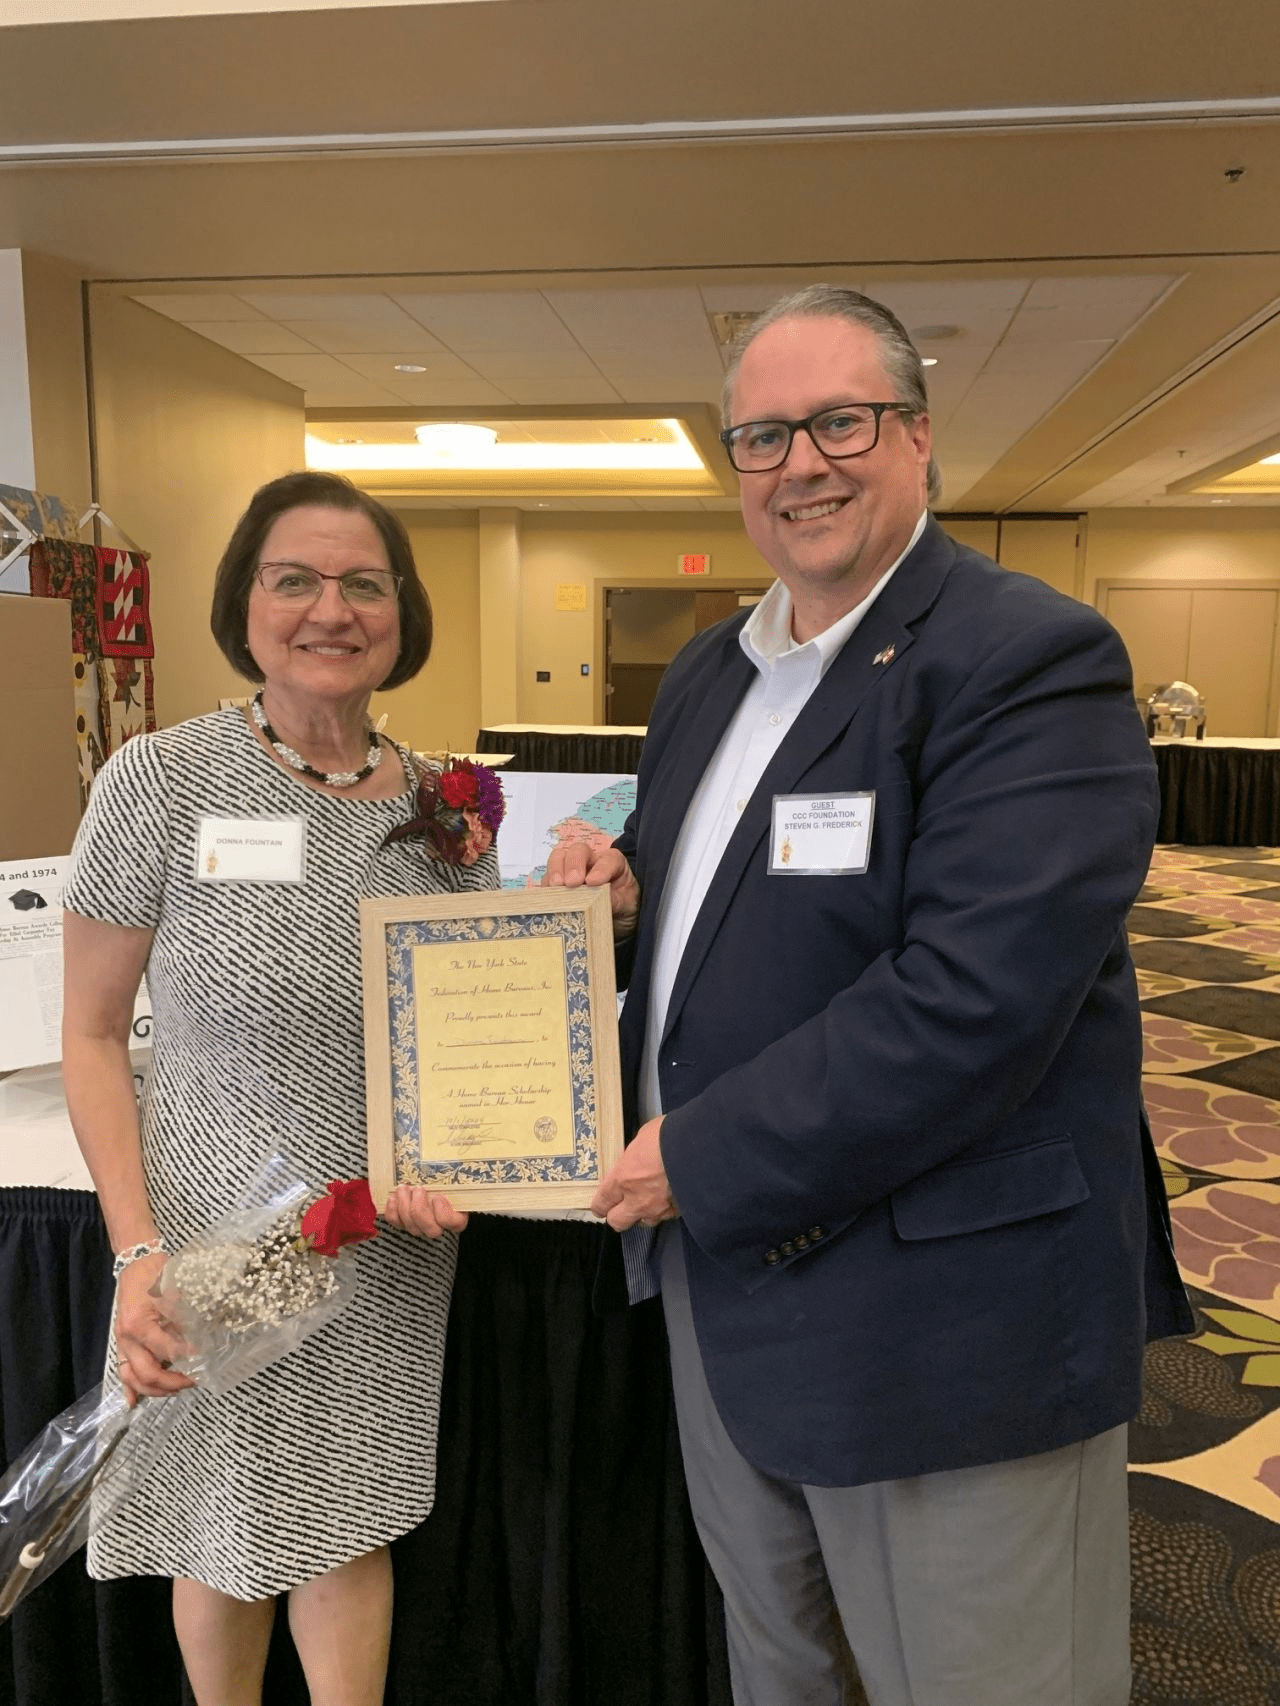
0, 1153, 374, 1620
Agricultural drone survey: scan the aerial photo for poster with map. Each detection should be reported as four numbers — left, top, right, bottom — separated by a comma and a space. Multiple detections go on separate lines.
496, 772, 637, 890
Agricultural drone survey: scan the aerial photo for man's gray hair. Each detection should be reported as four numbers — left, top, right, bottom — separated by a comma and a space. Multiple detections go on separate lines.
721, 284, 942, 505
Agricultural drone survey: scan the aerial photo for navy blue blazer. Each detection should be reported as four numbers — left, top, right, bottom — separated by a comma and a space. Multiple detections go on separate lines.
613, 518, 1191, 1488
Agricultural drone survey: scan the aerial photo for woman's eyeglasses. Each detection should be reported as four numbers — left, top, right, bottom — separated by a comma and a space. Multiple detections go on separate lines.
255, 562, 401, 608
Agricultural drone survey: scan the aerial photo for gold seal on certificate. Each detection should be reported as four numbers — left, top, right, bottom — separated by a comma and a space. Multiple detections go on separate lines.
360, 887, 624, 1210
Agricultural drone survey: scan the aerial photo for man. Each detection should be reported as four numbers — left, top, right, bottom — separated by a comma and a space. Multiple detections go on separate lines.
546, 285, 1190, 1706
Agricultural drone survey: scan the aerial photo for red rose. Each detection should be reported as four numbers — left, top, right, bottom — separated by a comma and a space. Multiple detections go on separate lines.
439, 769, 478, 808
300, 1178, 379, 1257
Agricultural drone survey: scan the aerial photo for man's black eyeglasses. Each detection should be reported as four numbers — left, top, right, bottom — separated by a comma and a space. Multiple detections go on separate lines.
719, 402, 916, 473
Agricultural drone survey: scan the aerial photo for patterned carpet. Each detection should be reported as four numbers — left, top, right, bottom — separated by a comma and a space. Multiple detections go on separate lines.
1130, 844, 1280, 1706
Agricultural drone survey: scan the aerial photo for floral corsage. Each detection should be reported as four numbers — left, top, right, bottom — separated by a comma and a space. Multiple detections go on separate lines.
383, 757, 505, 866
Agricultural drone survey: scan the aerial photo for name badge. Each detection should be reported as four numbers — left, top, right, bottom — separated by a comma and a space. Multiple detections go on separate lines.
195, 816, 307, 884
769, 792, 875, 876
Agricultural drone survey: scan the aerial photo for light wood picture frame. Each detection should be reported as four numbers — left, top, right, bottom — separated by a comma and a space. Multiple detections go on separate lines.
360, 885, 624, 1211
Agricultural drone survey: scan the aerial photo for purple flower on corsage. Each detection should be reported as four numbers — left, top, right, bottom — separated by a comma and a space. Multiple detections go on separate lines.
383, 757, 505, 866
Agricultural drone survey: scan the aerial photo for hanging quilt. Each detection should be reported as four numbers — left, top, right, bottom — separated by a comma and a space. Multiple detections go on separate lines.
29, 539, 157, 807
96, 548, 154, 657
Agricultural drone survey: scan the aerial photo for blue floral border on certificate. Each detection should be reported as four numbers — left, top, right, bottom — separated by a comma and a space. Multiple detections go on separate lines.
384, 910, 599, 1188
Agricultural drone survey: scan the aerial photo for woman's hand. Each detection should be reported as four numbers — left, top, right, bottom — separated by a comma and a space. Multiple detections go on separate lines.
114, 1252, 196, 1406
383, 1186, 468, 1239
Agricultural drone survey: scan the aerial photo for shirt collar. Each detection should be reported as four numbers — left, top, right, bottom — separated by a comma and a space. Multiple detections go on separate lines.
740, 509, 928, 679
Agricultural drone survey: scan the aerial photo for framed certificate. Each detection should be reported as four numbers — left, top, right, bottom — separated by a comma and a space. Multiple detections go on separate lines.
360, 886, 624, 1210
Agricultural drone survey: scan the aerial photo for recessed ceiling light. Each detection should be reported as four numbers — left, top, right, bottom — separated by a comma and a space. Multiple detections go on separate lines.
1210, 498, 1231, 504
414, 423, 499, 455
921, 357, 939, 367
1262, 453, 1280, 466
394, 363, 427, 374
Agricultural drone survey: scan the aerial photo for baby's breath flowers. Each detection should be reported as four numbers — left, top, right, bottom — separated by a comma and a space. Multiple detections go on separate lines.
160, 1178, 378, 1339
0, 1169, 379, 1623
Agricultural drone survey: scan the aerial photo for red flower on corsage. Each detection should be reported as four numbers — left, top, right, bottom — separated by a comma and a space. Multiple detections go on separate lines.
299, 1178, 379, 1257
383, 757, 505, 866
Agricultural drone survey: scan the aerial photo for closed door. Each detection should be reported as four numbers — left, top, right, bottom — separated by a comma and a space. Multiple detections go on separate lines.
1187, 588, 1278, 737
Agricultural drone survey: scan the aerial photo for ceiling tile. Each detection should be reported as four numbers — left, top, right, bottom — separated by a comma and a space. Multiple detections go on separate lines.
493, 377, 623, 404
1020, 274, 1177, 311
250, 352, 401, 403
463, 349, 610, 383
131, 292, 267, 322
380, 377, 515, 406
545, 288, 719, 356
393, 291, 582, 354
592, 360, 726, 403
285, 317, 448, 355
869, 280, 1031, 322
337, 351, 482, 383
185, 320, 318, 356
239, 292, 418, 322
982, 338, 1115, 380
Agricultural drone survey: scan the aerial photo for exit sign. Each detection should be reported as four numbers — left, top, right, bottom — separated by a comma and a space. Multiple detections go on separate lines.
678, 553, 711, 576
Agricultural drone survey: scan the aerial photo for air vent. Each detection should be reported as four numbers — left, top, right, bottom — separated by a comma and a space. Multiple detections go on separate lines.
708, 311, 760, 348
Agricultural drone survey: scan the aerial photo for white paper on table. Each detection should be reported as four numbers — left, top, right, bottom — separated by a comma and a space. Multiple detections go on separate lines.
0, 855, 151, 1071
0, 957, 49, 1071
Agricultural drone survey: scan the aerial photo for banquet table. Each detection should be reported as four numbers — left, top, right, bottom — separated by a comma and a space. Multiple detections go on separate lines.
475, 723, 646, 776
1151, 736, 1280, 847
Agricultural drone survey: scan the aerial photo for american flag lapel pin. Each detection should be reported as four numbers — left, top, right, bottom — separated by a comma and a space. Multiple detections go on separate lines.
872, 644, 896, 667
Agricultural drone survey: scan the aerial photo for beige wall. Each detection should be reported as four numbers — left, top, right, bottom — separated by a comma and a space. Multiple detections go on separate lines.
518, 512, 772, 722
22, 251, 92, 507
90, 292, 306, 727
1080, 509, 1280, 605
940, 517, 999, 556
373, 512, 481, 753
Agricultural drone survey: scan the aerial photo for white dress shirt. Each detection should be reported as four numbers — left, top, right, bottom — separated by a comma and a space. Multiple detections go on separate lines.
622, 511, 927, 1300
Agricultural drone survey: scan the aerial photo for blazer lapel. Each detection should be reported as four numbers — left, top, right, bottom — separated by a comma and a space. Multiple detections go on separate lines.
658, 520, 957, 1047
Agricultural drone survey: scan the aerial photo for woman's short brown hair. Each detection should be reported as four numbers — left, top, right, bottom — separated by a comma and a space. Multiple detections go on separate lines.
210, 471, 432, 691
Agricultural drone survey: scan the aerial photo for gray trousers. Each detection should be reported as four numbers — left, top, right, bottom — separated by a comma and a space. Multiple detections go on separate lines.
659, 1228, 1132, 1706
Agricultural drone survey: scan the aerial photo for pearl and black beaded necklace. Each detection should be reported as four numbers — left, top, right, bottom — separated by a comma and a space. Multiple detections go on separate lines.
250, 691, 384, 788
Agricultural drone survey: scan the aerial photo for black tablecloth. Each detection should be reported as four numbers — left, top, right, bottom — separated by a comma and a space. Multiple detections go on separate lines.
1154, 743, 1280, 847
0, 1191, 729, 1706
476, 730, 645, 775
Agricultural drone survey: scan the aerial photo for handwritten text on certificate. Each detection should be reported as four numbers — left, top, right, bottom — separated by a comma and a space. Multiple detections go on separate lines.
412, 936, 576, 1162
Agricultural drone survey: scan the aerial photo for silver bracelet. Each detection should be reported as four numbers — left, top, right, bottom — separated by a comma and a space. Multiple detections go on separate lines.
112, 1238, 166, 1279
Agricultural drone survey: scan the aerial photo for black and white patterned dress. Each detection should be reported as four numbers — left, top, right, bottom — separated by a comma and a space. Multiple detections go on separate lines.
62, 709, 499, 1599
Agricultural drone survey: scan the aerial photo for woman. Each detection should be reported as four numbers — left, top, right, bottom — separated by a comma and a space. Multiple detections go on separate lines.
61, 470, 495, 1706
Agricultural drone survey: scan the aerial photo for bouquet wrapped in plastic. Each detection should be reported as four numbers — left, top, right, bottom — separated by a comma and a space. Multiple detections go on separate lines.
0, 1155, 378, 1620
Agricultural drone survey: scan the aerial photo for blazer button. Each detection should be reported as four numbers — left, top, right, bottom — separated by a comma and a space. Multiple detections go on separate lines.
808, 1226, 824, 1240
764, 1249, 780, 1265
780, 1241, 795, 1257
795, 1234, 809, 1249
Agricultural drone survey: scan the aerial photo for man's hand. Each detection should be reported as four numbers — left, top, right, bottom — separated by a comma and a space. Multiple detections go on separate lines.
591, 1117, 678, 1231
543, 840, 640, 941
